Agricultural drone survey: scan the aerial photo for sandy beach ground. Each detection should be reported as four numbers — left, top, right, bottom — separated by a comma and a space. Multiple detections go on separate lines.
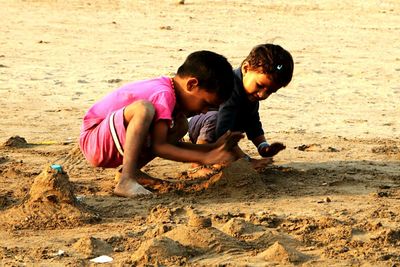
0, 0, 399, 265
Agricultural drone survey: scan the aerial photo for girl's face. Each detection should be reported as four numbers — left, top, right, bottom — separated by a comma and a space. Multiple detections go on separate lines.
241, 62, 281, 102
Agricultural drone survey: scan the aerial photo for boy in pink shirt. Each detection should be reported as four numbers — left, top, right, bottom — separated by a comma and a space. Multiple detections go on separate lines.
80, 51, 243, 197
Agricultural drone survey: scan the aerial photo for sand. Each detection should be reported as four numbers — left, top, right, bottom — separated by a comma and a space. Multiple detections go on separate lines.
0, 0, 399, 265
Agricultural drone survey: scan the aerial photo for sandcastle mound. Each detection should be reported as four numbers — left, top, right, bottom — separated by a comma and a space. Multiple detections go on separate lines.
257, 241, 309, 264
131, 236, 193, 266
0, 165, 99, 230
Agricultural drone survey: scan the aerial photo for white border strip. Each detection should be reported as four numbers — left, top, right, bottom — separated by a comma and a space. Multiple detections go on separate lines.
109, 112, 124, 156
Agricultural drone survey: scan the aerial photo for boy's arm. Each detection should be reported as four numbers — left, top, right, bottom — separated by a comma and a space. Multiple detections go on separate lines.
151, 120, 242, 164
177, 141, 215, 151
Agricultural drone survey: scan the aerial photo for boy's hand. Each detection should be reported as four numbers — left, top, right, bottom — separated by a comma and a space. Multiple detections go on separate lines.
205, 145, 237, 165
204, 132, 244, 165
259, 142, 286, 157
215, 130, 244, 151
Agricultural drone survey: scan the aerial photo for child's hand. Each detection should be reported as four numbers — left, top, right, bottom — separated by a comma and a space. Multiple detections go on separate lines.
215, 130, 244, 150
259, 142, 286, 157
204, 143, 237, 165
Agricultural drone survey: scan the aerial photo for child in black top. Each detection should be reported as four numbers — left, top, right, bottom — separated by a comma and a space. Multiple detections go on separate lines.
188, 44, 294, 177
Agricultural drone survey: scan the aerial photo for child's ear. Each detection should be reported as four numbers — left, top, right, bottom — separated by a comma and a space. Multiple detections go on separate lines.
186, 77, 199, 92
241, 61, 250, 74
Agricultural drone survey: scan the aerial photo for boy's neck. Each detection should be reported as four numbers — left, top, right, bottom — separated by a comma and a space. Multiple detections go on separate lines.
171, 76, 183, 113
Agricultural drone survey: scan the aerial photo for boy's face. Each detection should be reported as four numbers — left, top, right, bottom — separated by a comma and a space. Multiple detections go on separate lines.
180, 78, 221, 117
242, 63, 281, 102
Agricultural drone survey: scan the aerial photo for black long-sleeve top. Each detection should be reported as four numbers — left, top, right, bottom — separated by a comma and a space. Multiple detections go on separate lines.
215, 68, 264, 140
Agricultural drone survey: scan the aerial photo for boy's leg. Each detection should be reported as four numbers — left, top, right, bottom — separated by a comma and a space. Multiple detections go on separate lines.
186, 111, 222, 179
114, 100, 157, 197
167, 112, 188, 144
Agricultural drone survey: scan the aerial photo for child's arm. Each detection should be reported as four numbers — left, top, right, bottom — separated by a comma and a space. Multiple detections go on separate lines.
151, 120, 241, 165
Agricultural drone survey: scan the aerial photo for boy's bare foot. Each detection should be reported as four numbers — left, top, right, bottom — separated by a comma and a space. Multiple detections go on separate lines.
114, 178, 152, 197
114, 169, 170, 197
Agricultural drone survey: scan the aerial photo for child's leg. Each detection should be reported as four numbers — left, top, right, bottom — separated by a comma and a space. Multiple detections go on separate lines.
114, 100, 157, 197
167, 112, 188, 144
186, 111, 222, 179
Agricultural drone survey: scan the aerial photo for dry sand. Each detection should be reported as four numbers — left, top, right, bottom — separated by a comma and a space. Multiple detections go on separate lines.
0, 0, 399, 265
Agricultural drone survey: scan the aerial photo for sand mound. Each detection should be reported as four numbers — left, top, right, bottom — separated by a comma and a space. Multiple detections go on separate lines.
0, 165, 99, 230
183, 159, 268, 197
257, 241, 309, 264
146, 205, 187, 225
220, 218, 264, 237
60, 144, 91, 173
72, 236, 113, 259
187, 212, 212, 228
164, 224, 248, 253
384, 229, 400, 246
3, 135, 28, 148
131, 236, 193, 266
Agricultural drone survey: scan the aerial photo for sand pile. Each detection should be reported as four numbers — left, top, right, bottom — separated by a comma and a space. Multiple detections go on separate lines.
0, 165, 99, 230
131, 236, 193, 266
257, 241, 309, 264
3, 136, 28, 148
72, 236, 113, 259
60, 144, 91, 174
220, 218, 265, 238
164, 215, 248, 254
179, 159, 268, 197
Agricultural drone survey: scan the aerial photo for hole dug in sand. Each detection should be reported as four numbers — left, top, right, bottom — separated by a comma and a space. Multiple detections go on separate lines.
0, 165, 99, 230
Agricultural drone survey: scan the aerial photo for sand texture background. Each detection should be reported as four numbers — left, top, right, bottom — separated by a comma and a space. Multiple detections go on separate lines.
0, 0, 399, 265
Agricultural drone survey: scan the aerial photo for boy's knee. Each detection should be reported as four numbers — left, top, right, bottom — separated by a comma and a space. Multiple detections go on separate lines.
135, 100, 155, 116
125, 100, 155, 122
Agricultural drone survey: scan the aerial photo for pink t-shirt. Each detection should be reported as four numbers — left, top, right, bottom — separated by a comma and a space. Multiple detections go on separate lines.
79, 76, 176, 168
82, 76, 176, 131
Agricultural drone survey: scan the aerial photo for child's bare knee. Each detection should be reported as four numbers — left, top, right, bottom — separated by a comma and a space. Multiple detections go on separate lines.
125, 100, 155, 122
135, 100, 155, 116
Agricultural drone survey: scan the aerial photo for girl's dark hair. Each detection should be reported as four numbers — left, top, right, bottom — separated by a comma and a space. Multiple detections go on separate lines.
177, 50, 233, 102
243, 44, 294, 87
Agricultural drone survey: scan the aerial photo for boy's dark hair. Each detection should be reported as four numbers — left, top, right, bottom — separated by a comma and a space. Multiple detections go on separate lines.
177, 50, 233, 102
243, 44, 294, 87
